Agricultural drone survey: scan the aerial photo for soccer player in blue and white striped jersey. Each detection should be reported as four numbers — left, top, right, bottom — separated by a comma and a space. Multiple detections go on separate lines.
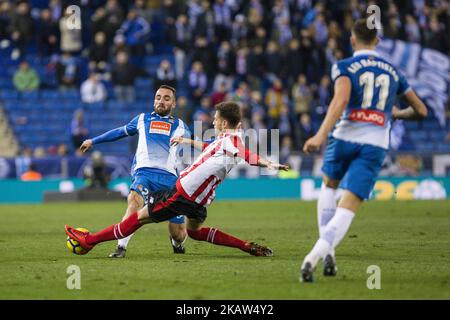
80, 85, 191, 257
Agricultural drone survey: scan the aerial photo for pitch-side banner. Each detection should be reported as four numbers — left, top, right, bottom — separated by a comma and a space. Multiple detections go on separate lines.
0, 177, 448, 203
376, 39, 449, 127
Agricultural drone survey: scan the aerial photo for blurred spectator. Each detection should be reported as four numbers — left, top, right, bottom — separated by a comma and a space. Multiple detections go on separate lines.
235, 46, 249, 82
0, 1, 11, 42
20, 164, 43, 181
233, 81, 251, 105
172, 96, 193, 127
90, 0, 124, 46
247, 45, 265, 88
191, 36, 216, 77
59, 7, 82, 54
9, 2, 33, 60
49, 0, 62, 22
161, 0, 181, 28
423, 15, 448, 52
230, 14, 248, 47
154, 59, 177, 90
284, 39, 303, 86
265, 79, 288, 128
188, 61, 208, 106
173, 14, 191, 80
34, 147, 46, 158
405, 14, 421, 43
213, 0, 232, 43
83, 151, 110, 189
264, 41, 282, 81
193, 96, 213, 132
111, 51, 148, 103
280, 136, 293, 165
116, 9, 150, 58
213, 41, 235, 91
89, 32, 109, 65
37, 8, 59, 57
395, 155, 423, 176
13, 61, 40, 92
278, 106, 292, 140
71, 109, 89, 154
317, 75, 331, 108
111, 33, 131, 58
296, 113, 314, 150
135, 0, 154, 24
292, 74, 312, 116
193, 1, 215, 41
56, 53, 79, 89
57, 143, 69, 156
80, 73, 107, 104
211, 81, 227, 107
272, 16, 293, 47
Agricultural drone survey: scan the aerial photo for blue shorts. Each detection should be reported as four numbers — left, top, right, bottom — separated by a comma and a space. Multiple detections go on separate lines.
130, 168, 185, 224
322, 137, 387, 200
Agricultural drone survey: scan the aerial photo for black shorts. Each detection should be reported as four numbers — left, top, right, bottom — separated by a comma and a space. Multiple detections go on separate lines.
147, 187, 207, 223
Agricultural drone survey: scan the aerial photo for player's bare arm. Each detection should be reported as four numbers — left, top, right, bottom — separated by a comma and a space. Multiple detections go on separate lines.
303, 76, 352, 154
392, 90, 428, 120
80, 139, 93, 153
256, 157, 290, 171
170, 136, 205, 150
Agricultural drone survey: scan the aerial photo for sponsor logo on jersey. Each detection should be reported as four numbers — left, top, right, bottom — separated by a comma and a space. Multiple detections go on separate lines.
349, 109, 385, 126
149, 121, 172, 135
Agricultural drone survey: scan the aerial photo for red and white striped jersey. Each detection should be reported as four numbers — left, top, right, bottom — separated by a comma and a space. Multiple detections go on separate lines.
176, 132, 260, 207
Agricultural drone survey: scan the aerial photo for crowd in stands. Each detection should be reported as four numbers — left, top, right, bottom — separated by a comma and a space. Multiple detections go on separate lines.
0, 0, 449, 158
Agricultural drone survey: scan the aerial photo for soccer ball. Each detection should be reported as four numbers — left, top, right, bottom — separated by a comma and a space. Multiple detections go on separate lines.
66, 228, 89, 255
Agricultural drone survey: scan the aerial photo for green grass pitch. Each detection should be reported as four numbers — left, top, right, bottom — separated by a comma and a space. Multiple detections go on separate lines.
0, 200, 449, 299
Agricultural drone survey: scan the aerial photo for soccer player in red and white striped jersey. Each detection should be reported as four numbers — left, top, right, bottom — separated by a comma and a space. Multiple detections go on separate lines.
65, 101, 289, 257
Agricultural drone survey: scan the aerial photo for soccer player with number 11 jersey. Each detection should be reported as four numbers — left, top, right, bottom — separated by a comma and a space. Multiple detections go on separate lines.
300, 19, 428, 282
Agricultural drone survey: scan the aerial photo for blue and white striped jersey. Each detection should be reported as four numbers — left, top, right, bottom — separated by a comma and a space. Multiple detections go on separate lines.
124, 112, 191, 176
331, 49, 411, 149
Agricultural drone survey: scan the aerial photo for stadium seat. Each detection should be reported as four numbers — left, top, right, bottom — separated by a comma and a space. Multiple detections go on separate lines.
0, 90, 19, 100
40, 90, 60, 100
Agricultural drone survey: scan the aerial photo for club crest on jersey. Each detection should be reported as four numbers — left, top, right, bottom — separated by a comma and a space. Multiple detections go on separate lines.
149, 121, 171, 135
349, 109, 385, 126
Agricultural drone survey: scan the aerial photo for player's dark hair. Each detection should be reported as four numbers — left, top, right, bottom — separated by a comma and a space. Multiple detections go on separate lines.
215, 101, 241, 128
352, 18, 378, 44
158, 85, 176, 97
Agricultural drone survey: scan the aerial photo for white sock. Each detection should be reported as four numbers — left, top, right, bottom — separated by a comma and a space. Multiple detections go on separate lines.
317, 184, 337, 237
117, 234, 134, 249
302, 238, 331, 269
303, 207, 355, 268
323, 207, 355, 251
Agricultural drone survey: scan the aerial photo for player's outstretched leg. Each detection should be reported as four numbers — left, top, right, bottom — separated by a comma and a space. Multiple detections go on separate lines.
66, 209, 151, 254
109, 191, 144, 258
186, 218, 273, 257
168, 216, 188, 254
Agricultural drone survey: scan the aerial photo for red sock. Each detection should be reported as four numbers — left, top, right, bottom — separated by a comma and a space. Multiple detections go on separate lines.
86, 212, 142, 245
188, 227, 249, 252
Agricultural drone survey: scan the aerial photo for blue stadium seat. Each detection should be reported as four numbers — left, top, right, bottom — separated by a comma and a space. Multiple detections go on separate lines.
0, 78, 13, 89
60, 90, 80, 100
404, 121, 419, 130
20, 91, 39, 100
41, 90, 60, 100
408, 131, 427, 141
0, 90, 19, 100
